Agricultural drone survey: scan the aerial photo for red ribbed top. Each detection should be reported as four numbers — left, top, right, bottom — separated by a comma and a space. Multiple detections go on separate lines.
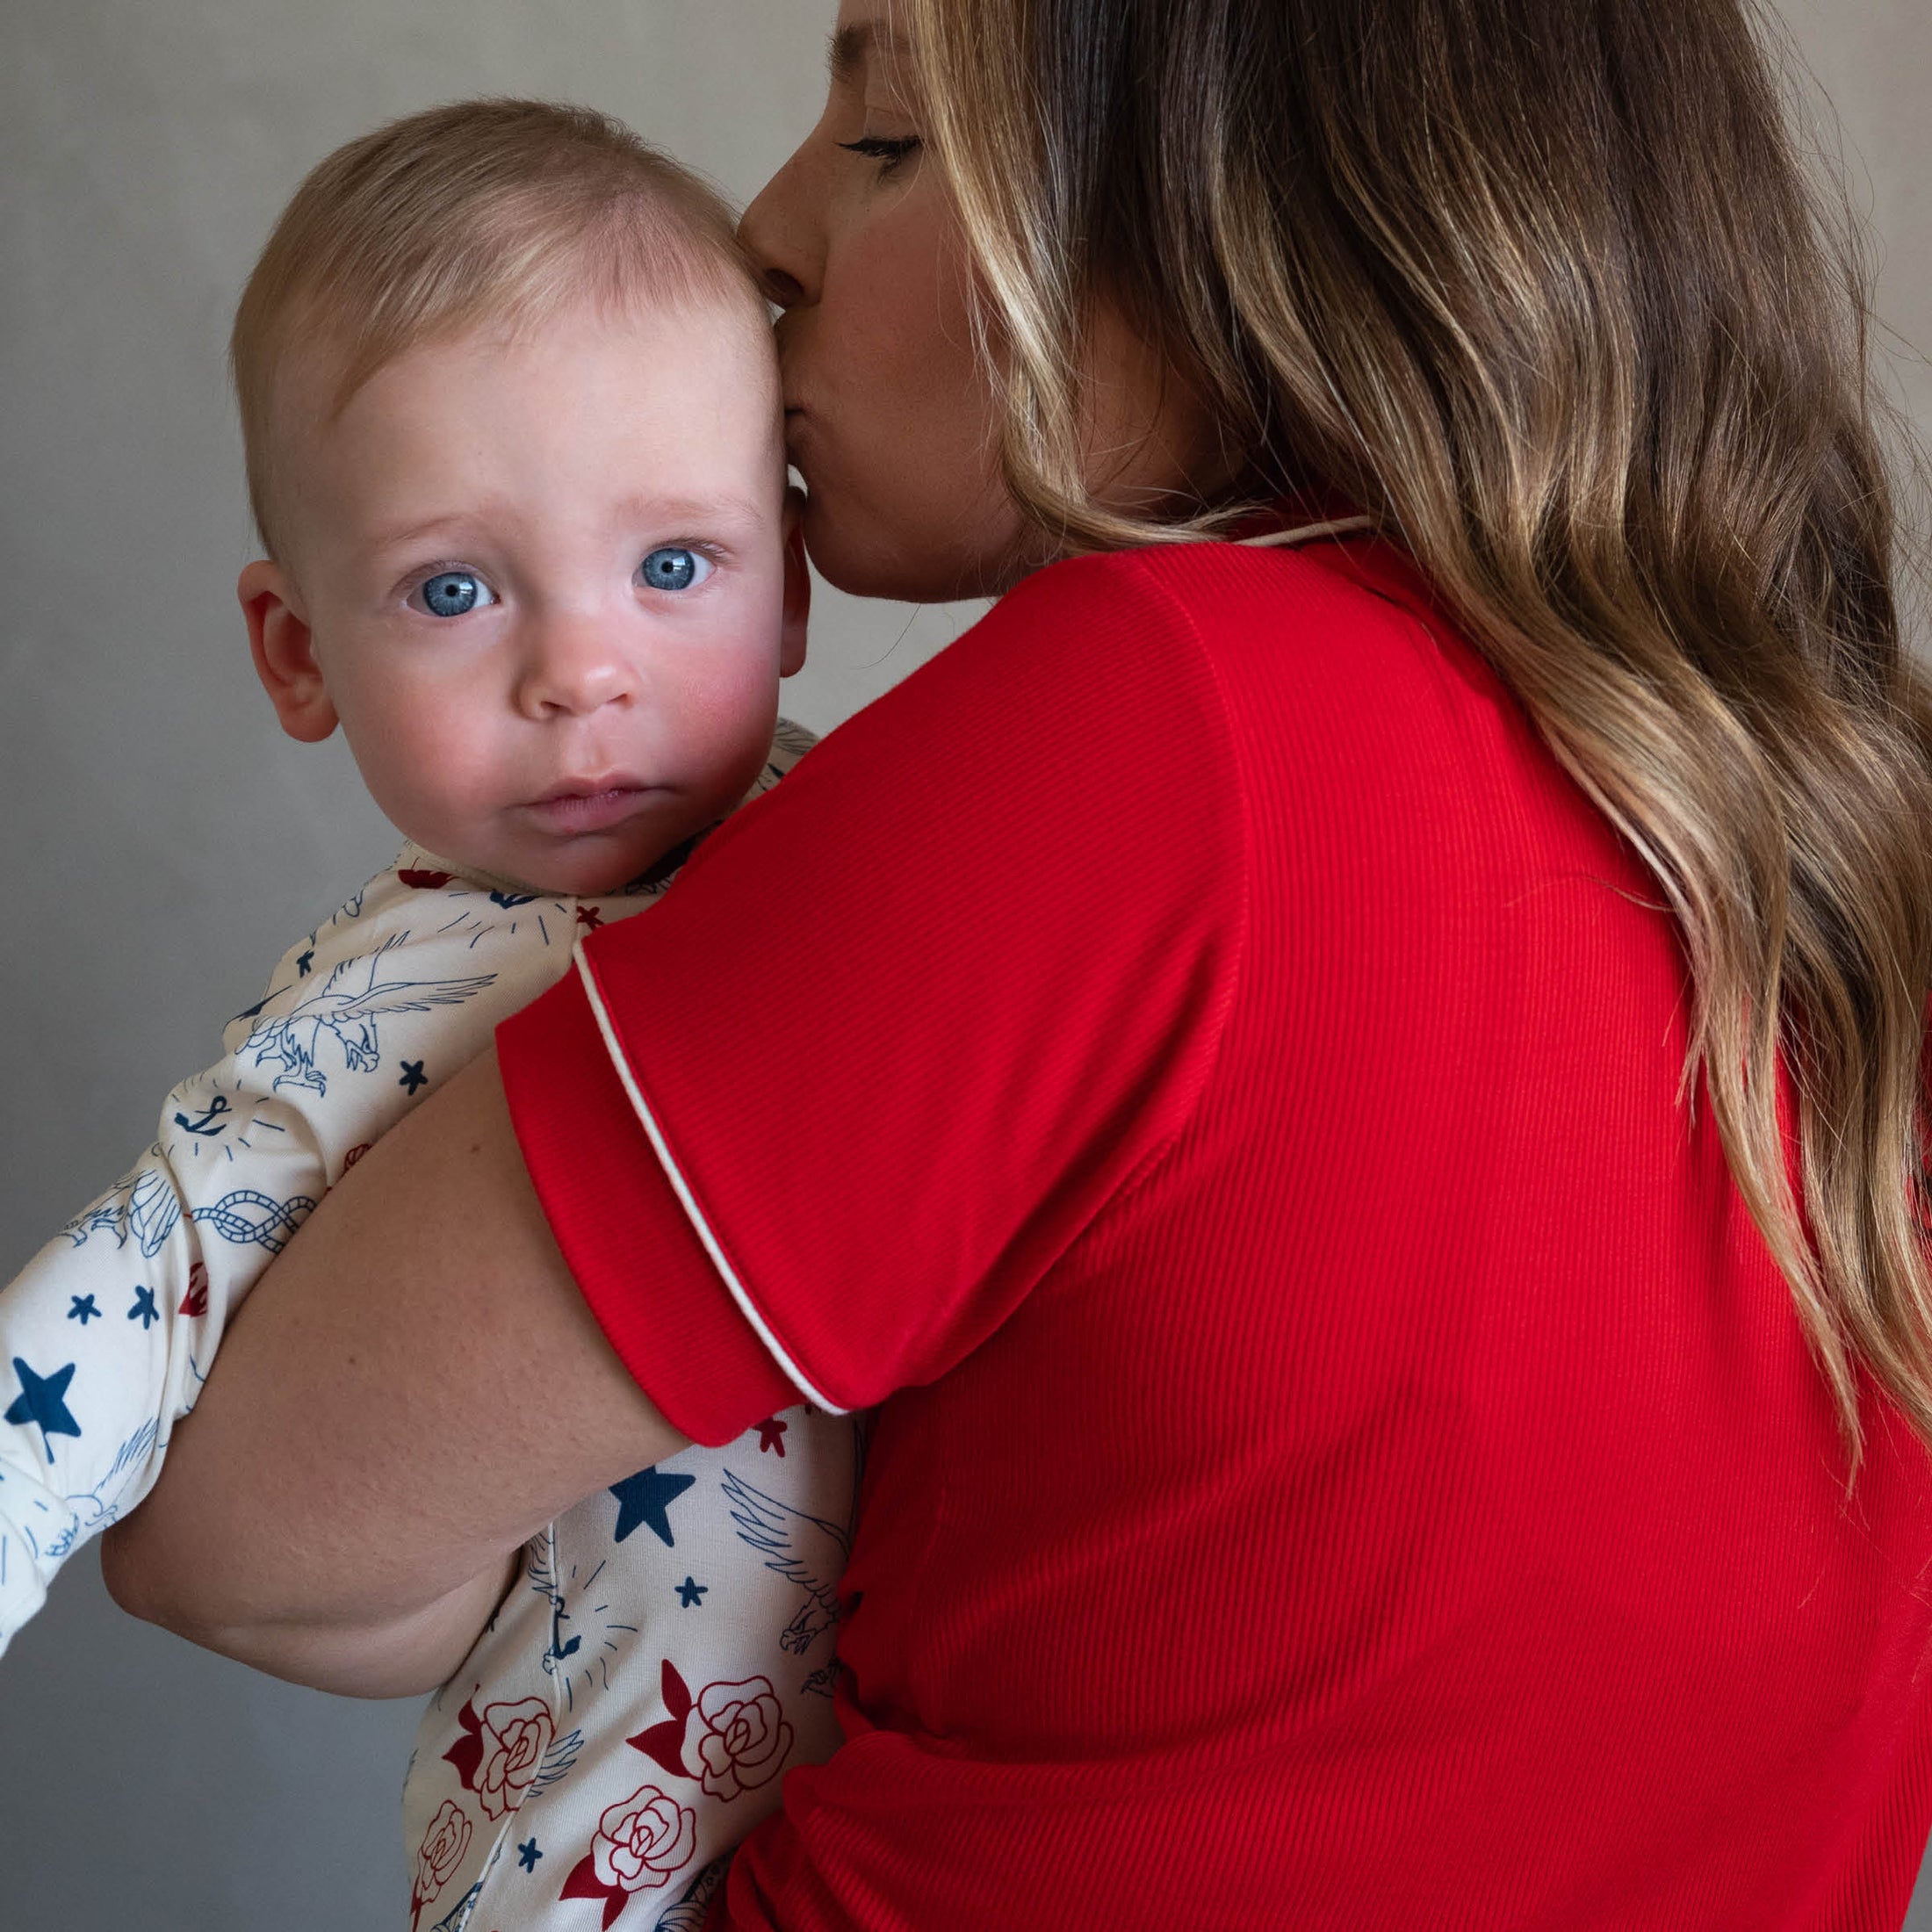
499, 537, 1932, 1928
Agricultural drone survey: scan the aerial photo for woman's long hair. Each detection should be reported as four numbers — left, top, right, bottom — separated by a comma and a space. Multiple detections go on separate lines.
902, 0, 1932, 1459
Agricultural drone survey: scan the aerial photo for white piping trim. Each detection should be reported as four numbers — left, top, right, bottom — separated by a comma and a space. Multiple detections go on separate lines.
570, 940, 847, 1414
1236, 514, 1377, 549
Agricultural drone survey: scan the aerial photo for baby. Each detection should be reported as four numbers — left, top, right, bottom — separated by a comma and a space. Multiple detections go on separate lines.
0, 101, 859, 1932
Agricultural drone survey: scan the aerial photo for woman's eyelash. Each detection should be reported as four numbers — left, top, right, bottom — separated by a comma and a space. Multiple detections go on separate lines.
836, 134, 921, 174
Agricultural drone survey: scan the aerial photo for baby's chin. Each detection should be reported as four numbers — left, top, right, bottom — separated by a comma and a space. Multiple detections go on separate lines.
431, 827, 690, 901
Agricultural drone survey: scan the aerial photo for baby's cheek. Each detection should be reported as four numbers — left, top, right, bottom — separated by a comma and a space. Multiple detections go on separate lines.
688, 665, 783, 789
354, 693, 507, 840
693, 620, 783, 714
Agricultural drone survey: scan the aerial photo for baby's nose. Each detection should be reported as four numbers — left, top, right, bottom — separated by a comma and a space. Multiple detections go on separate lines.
516, 617, 638, 717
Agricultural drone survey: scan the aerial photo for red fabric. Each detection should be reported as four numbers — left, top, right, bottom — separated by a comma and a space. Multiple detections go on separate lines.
494, 955, 797, 1443
499, 537, 1932, 1929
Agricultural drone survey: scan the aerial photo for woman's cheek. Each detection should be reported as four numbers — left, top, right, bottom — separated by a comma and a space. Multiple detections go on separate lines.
819, 242, 1015, 592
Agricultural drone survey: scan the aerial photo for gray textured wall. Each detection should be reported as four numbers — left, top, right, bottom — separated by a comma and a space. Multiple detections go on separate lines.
1, 2, 1927, 1924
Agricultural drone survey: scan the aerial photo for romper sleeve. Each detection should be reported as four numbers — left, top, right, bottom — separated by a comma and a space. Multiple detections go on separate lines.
496, 552, 1251, 1446
0, 861, 606, 1647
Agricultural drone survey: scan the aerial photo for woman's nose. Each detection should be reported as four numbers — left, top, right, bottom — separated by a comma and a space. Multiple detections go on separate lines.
759, 262, 809, 311
739, 149, 819, 312
515, 617, 638, 719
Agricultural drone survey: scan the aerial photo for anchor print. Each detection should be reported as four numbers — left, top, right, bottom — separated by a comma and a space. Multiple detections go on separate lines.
172, 1093, 232, 1138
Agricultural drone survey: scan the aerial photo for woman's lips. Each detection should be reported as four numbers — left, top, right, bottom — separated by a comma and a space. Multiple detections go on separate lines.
522, 781, 660, 835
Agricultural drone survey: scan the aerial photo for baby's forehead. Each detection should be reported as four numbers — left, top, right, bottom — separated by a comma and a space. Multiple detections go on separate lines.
267, 287, 782, 538
286, 279, 775, 425
233, 105, 775, 561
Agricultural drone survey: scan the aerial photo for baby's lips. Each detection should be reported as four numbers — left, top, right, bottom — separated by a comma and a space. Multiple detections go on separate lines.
521, 779, 661, 836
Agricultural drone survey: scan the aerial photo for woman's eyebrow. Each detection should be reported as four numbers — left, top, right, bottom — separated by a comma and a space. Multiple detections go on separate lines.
828, 20, 910, 84
828, 23, 873, 83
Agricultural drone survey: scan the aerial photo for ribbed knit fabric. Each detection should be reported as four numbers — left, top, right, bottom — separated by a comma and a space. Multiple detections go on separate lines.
499, 537, 1932, 1929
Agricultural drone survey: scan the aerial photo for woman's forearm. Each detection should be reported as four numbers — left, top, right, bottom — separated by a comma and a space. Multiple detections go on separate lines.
99, 1046, 689, 1679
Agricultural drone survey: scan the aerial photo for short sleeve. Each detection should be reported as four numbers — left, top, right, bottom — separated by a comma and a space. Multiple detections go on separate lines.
497, 551, 1249, 1445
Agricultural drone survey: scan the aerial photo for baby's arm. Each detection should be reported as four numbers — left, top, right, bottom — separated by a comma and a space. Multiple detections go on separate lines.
0, 863, 595, 1653
11, 718, 815, 1658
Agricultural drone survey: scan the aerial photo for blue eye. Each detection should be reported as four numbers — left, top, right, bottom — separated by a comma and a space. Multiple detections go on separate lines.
414, 570, 494, 618
640, 547, 712, 593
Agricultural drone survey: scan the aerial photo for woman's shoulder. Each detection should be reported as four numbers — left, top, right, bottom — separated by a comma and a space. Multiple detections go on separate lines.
959, 536, 1520, 777
984, 534, 1477, 689
825, 540, 1273, 769
793, 532, 1544, 883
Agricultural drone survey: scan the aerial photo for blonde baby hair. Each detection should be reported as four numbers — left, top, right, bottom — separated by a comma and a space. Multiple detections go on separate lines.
231, 97, 762, 559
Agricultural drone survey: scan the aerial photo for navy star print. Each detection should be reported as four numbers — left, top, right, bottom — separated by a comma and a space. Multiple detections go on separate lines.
68, 1294, 99, 1325
675, 1576, 708, 1607
398, 1060, 428, 1095
128, 1285, 159, 1330
609, 1466, 696, 1546
7, 1358, 81, 1464
517, 1836, 542, 1872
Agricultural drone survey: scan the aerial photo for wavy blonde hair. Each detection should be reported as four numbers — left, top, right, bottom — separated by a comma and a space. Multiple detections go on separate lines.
901, 0, 1932, 1459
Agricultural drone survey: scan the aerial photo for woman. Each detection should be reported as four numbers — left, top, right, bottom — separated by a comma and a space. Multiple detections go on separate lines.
108, 0, 1932, 1923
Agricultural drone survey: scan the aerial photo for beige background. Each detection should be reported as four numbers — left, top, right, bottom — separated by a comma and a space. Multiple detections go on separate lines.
1, 2, 1927, 1921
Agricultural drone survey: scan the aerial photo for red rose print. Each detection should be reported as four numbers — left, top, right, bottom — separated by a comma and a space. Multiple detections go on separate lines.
684, 1678, 793, 1801
178, 1262, 208, 1318
625, 1662, 795, 1801
472, 1697, 553, 1820
559, 1784, 697, 1928
594, 1784, 697, 1890
408, 1798, 472, 1928
342, 1142, 373, 1171
399, 868, 455, 889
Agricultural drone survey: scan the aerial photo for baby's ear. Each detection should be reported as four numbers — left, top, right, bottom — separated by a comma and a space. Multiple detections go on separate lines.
239, 559, 337, 742
779, 487, 811, 677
